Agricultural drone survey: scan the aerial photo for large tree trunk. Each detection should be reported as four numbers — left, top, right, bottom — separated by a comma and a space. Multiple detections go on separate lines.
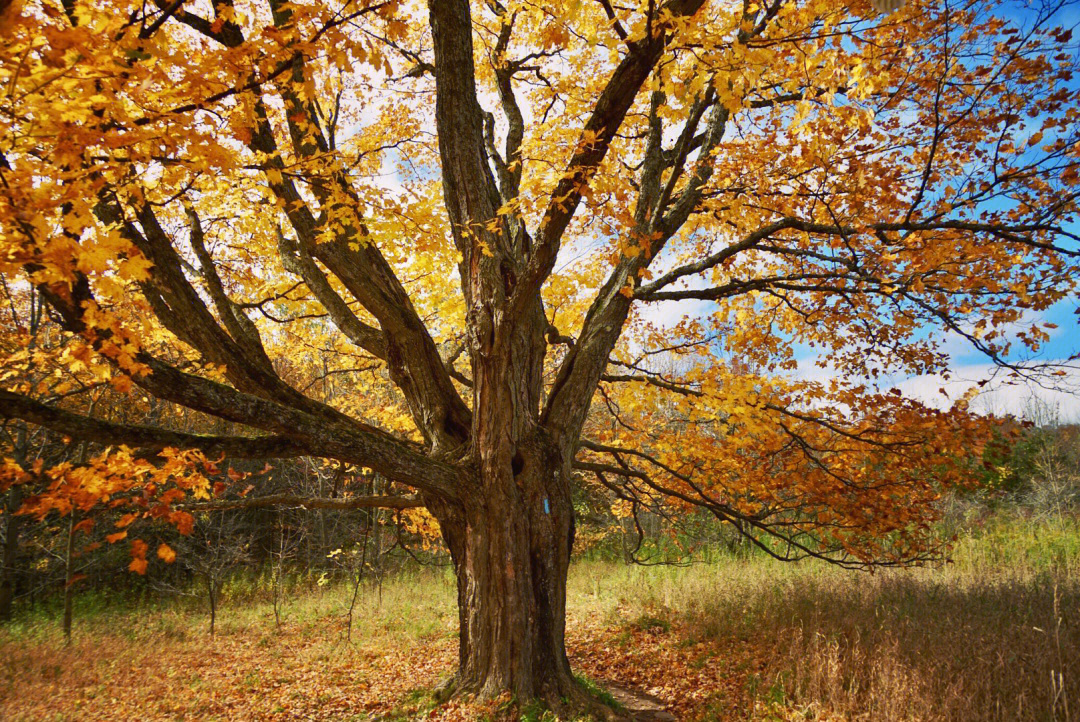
430, 433, 607, 713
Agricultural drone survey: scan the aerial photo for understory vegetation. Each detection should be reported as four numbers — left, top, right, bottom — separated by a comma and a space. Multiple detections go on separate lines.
2, 500, 1078, 721
3, 421, 1080, 720
4, 0, 1080, 714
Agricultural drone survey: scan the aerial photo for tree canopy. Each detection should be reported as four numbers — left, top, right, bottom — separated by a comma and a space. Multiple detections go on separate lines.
1, 0, 1079, 709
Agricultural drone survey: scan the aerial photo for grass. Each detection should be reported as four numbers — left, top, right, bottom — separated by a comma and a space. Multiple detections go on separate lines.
2, 510, 1078, 720
567, 510, 1080, 721
573, 674, 624, 711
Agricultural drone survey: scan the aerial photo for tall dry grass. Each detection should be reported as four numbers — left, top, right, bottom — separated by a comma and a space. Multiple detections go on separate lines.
568, 512, 1080, 721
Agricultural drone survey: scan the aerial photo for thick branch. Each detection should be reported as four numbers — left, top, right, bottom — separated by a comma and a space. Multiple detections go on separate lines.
541, 62, 728, 447
94, 195, 283, 398
126, 354, 465, 497
276, 229, 388, 359
28, 275, 464, 499
0, 389, 308, 459
176, 0, 470, 452
428, 0, 509, 262
508, 0, 707, 324
185, 203, 271, 365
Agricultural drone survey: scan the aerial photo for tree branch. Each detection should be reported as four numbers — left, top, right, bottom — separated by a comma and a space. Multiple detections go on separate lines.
26, 269, 465, 499
507, 0, 707, 325
185, 202, 272, 366
0, 389, 309, 459
275, 228, 388, 359
174, 0, 471, 453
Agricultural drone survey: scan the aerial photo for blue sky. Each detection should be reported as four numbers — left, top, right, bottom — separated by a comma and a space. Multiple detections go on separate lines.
784, 293, 1080, 421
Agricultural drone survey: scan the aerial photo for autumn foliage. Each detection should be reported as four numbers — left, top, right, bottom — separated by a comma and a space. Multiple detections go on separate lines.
1, 0, 1078, 712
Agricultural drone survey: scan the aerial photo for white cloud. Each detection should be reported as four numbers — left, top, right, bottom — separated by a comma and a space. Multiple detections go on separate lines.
893, 362, 1080, 422
934, 307, 1068, 362
792, 353, 1080, 423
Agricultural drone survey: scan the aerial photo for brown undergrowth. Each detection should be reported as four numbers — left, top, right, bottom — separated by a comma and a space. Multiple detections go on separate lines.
0, 595, 760, 721
1, 513, 1077, 721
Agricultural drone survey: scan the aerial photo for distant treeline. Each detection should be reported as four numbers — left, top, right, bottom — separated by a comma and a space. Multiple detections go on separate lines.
2, 416, 1078, 623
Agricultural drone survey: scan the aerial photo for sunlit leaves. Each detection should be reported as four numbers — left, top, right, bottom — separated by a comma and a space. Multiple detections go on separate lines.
0, 0, 1077, 573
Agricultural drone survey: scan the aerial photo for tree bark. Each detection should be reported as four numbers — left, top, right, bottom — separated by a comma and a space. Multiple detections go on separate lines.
0, 486, 22, 621
207, 575, 217, 635
62, 511, 76, 645
426, 432, 619, 716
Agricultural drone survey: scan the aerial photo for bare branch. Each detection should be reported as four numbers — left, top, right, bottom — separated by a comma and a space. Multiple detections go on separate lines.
180, 493, 424, 512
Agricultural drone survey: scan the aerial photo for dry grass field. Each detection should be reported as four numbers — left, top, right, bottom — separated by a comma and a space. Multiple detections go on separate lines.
1, 512, 1077, 721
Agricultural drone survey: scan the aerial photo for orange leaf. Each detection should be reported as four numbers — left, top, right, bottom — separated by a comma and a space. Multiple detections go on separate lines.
157, 543, 176, 564
129, 538, 148, 574
106, 531, 128, 544
170, 511, 195, 535
159, 489, 185, 505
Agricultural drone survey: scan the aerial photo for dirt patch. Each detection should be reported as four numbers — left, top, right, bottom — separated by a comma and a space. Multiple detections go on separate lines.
600, 681, 677, 721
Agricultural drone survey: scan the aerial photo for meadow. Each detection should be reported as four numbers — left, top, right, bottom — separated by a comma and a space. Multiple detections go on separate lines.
5, 0, 1080, 718
1, 510, 1077, 721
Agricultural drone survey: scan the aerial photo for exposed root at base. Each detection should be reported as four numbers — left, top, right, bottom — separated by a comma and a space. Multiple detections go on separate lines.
546, 680, 629, 721
431, 672, 459, 704
430, 670, 671, 721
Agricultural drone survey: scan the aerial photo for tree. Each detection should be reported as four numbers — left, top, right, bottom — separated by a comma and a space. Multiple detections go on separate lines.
1, 0, 1078, 715
0, 284, 107, 621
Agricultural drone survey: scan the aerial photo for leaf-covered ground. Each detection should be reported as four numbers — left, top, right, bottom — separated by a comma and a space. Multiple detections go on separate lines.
3, 515, 1078, 721
0, 595, 764, 721
3, 621, 455, 721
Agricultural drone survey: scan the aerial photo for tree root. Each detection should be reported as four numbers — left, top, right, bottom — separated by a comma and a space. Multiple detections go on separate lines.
431, 669, 637, 721
546, 679, 631, 721
431, 672, 459, 704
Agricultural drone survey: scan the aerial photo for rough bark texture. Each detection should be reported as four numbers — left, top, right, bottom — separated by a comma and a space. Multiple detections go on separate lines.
430, 434, 578, 704
426, 0, 597, 705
